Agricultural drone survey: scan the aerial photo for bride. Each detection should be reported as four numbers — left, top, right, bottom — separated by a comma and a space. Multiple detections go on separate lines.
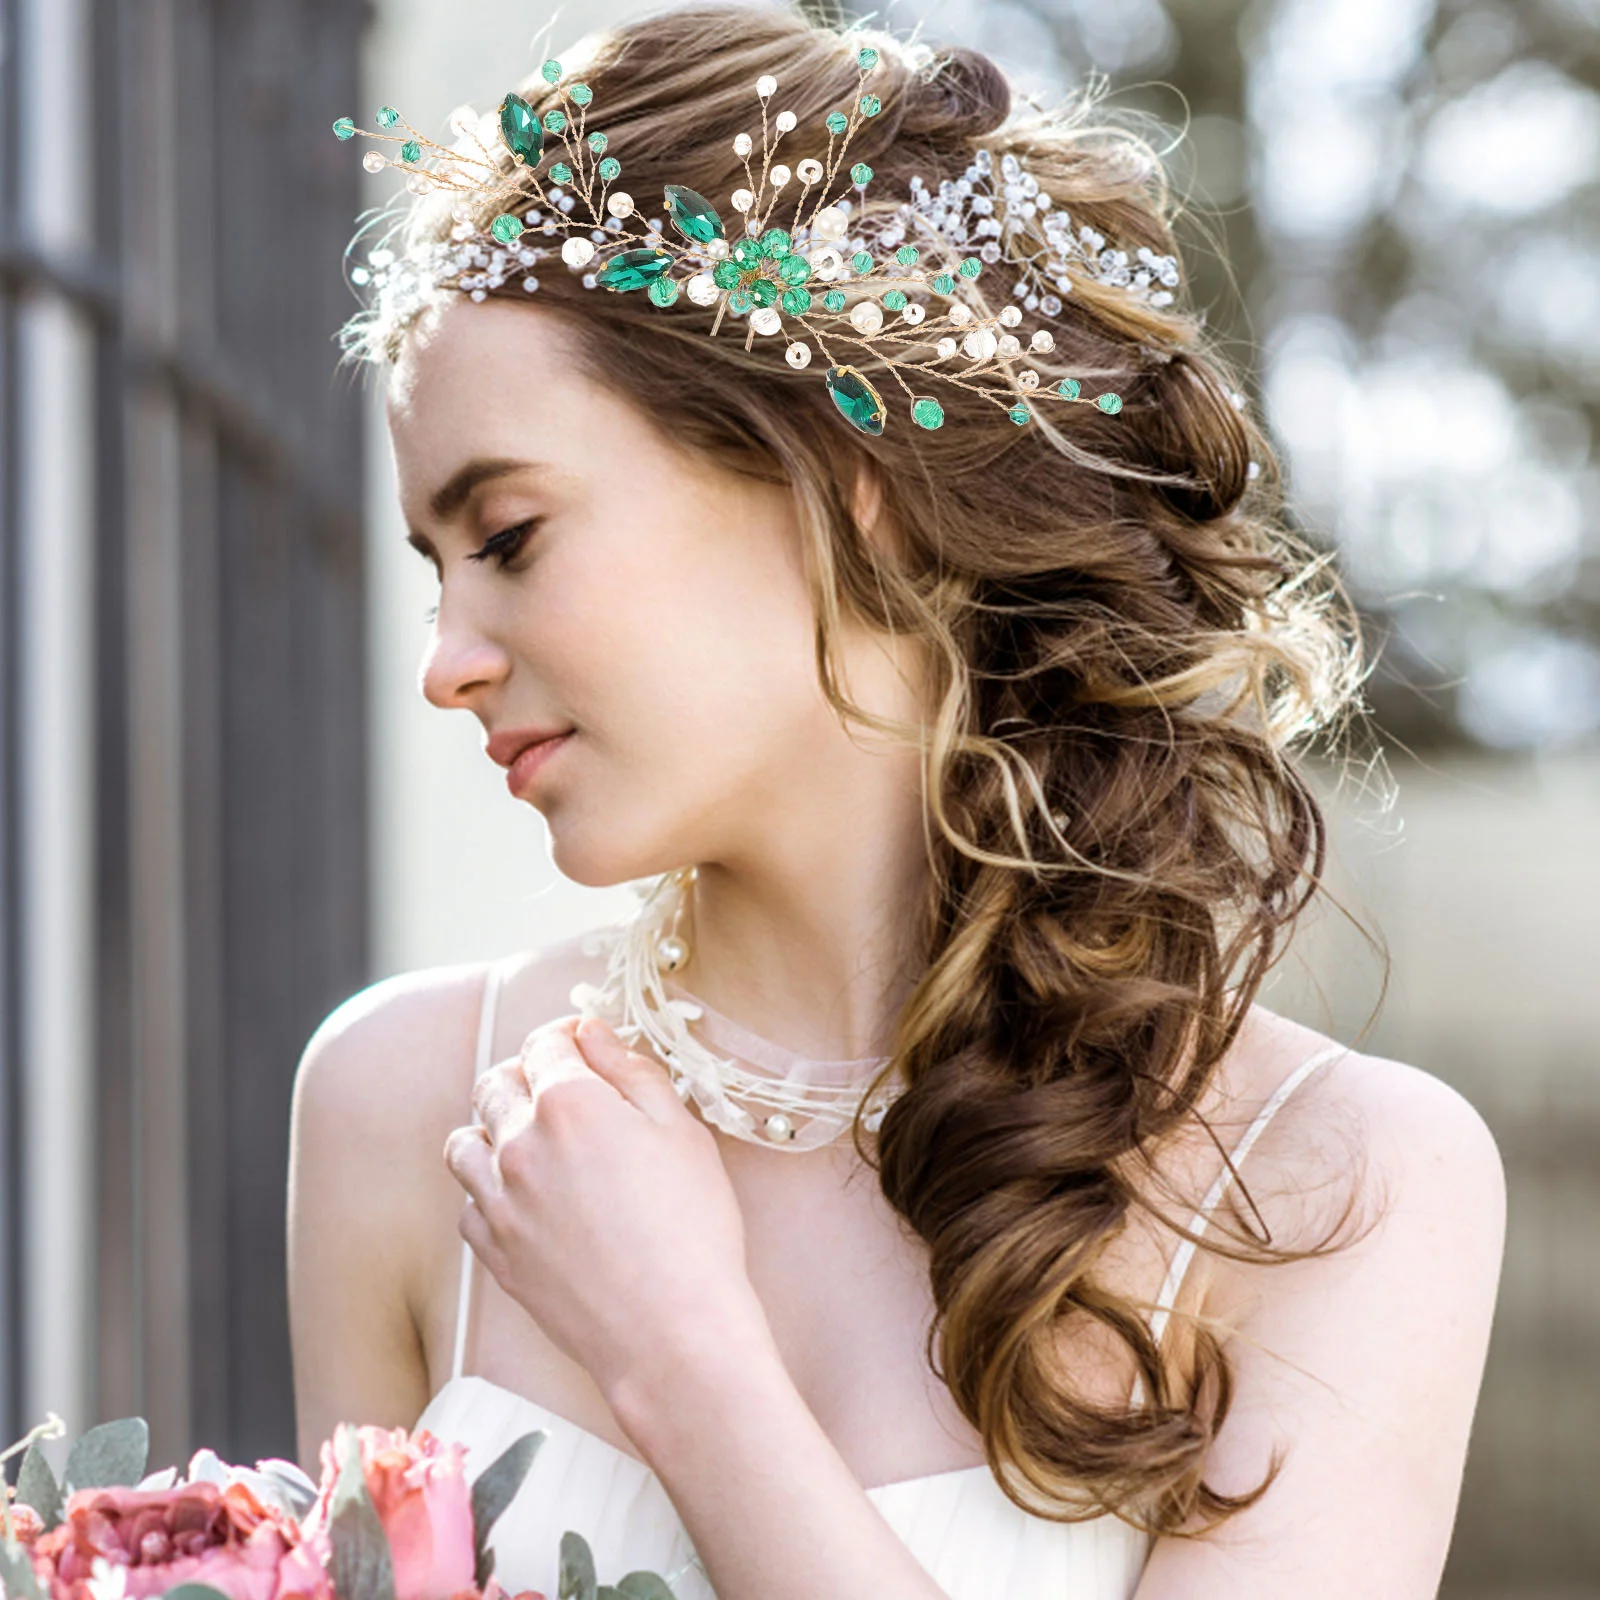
286, 8, 1504, 1598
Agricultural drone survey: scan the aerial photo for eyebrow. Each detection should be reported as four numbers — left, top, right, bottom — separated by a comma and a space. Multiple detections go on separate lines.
426, 456, 548, 522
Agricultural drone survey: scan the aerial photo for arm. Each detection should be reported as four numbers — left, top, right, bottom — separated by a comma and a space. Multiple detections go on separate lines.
1135, 1055, 1506, 1600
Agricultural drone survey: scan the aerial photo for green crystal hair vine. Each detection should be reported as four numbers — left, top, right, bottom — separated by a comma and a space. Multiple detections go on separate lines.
333, 44, 1171, 436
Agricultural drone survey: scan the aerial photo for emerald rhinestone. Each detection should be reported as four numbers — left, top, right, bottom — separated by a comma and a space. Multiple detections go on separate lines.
857, 47, 879, 69
781, 286, 812, 314
911, 397, 944, 430
500, 93, 543, 165
760, 227, 792, 258
569, 83, 593, 107
712, 259, 742, 289
550, 161, 572, 184
895, 244, 919, 266
826, 111, 849, 135
823, 288, 847, 312
883, 289, 907, 311
541, 59, 562, 83
1096, 392, 1124, 414
850, 162, 873, 185
595, 248, 674, 292
860, 94, 881, 116
732, 237, 765, 270
932, 272, 955, 294
490, 213, 523, 244
648, 276, 680, 307
851, 250, 873, 274
824, 365, 886, 436
751, 276, 778, 307
1057, 378, 1081, 399
1009, 403, 1030, 425
958, 258, 981, 279
543, 108, 567, 133
664, 184, 725, 244
598, 156, 621, 181
332, 117, 356, 141
588, 130, 608, 153
376, 106, 400, 129
778, 253, 810, 286
728, 288, 754, 313
401, 139, 421, 163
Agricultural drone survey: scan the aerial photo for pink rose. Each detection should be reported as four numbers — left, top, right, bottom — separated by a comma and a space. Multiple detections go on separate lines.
306, 1426, 475, 1600
29, 1478, 313, 1600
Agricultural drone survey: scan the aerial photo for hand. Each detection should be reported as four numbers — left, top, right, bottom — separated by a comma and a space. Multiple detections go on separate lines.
443, 1015, 768, 1408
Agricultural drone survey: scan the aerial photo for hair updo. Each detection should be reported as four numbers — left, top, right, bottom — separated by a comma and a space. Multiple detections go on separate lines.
344, 1, 1366, 1538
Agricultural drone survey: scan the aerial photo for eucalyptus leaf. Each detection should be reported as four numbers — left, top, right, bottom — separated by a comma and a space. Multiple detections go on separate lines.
596, 1589, 624, 1600
328, 1427, 395, 1600
470, 1429, 546, 1587
0, 1537, 43, 1600
558, 1530, 598, 1600
162, 1586, 237, 1600
615, 1574, 677, 1600
63, 1418, 149, 1493
15, 1443, 61, 1530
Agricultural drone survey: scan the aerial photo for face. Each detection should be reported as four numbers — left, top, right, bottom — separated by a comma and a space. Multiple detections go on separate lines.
388, 296, 927, 888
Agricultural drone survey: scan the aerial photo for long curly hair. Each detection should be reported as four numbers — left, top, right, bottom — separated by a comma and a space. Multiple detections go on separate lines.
341, 2, 1369, 1539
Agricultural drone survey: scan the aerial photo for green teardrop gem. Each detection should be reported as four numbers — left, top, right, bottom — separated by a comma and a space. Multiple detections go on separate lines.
911, 397, 944, 430
824, 366, 886, 436
1057, 378, 1081, 400
780, 287, 812, 315
550, 162, 572, 184
541, 59, 562, 83
595, 248, 674, 292
932, 272, 955, 294
712, 259, 742, 289
648, 276, 680, 307
761, 228, 792, 259
664, 184, 725, 244
823, 289, 846, 312
826, 111, 849, 135
1096, 392, 1124, 414
332, 117, 356, 141
778, 254, 810, 286
500, 93, 543, 165
543, 108, 567, 133
569, 83, 593, 107
490, 213, 523, 244
598, 156, 621, 181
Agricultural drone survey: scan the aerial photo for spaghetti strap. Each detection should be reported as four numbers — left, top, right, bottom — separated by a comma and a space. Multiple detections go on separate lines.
449, 957, 511, 1385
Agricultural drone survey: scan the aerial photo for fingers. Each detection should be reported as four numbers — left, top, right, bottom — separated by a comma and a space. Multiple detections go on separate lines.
444, 1122, 498, 1209
519, 1020, 603, 1105
471, 1057, 532, 1141
571, 1017, 690, 1125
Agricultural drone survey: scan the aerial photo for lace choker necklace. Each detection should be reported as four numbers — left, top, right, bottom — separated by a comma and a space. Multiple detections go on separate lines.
566, 866, 903, 1149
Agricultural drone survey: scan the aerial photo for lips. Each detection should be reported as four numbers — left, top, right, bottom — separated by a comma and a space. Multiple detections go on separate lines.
486, 725, 574, 769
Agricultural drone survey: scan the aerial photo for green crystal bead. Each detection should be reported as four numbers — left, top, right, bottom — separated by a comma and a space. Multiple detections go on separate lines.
595, 248, 675, 292
932, 272, 955, 294
826, 111, 849, 135
778, 253, 810, 285
376, 106, 400, 128
883, 289, 907, 311
332, 117, 356, 141
588, 130, 608, 153
851, 251, 873, 274
728, 288, 754, 314
850, 162, 873, 185
648, 276, 680, 307
598, 156, 621, 181
751, 276, 778, 307
760, 227, 792, 258
1009, 403, 1031, 425
895, 245, 919, 266
543, 108, 567, 133
541, 59, 562, 83
958, 258, 981, 279
824, 365, 886, 436
490, 213, 523, 244
569, 83, 593, 107
911, 397, 944, 430
500, 93, 543, 165
664, 184, 725, 244
732, 237, 765, 270
712, 259, 742, 289
1057, 378, 1081, 400
1096, 392, 1124, 414
860, 94, 881, 116
780, 286, 812, 315
857, 47, 880, 69
823, 289, 847, 312
550, 161, 573, 184
401, 139, 422, 163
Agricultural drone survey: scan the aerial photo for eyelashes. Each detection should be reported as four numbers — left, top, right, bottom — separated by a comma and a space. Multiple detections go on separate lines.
421, 518, 542, 624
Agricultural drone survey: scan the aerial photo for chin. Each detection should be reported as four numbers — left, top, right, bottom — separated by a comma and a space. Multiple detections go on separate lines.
540, 814, 682, 891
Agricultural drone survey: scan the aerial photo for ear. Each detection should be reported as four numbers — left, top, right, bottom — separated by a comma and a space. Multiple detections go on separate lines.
849, 457, 901, 560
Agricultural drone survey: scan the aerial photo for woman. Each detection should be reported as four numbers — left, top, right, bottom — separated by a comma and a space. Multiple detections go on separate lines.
287, 8, 1505, 1599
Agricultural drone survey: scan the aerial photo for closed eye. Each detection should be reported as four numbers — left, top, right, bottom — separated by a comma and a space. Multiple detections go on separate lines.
467, 518, 541, 567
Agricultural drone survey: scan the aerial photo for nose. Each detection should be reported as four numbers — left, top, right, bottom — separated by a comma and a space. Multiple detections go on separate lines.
418, 599, 512, 710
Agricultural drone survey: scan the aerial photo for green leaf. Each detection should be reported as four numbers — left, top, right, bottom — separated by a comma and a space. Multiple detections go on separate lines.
614, 1575, 676, 1600
63, 1418, 148, 1493
0, 1538, 43, 1600
162, 1586, 237, 1600
558, 1530, 597, 1600
328, 1427, 395, 1600
471, 1429, 546, 1587
15, 1444, 61, 1530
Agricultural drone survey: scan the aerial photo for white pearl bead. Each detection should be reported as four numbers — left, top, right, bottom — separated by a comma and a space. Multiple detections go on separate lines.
362, 151, 387, 173
962, 326, 998, 360
850, 299, 884, 334
756, 74, 777, 100
1030, 328, 1055, 352
785, 341, 812, 368
769, 163, 791, 188
997, 332, 1022, 356
606, 191, 634, 218
687, 273, 720, 305
947, 302, 973, 326
731, 187, 754, 212
811, 206, 848, 240
764, 1113, 795, 1142
935, 336, 958, 359
775, 110, 797, 132
657, 934, 689, 971
561, 236, 595, 267
705, 237, 730, 259
733, 132, 753, 158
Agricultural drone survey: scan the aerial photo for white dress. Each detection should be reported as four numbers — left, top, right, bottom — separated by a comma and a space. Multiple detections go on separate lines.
415, 956, 1344, 1600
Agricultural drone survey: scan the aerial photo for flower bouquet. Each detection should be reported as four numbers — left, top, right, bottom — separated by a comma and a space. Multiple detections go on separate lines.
0, 1416, 674, 1600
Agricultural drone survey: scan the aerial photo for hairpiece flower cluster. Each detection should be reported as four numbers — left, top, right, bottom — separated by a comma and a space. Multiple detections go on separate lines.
334, 47, 1162, 436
